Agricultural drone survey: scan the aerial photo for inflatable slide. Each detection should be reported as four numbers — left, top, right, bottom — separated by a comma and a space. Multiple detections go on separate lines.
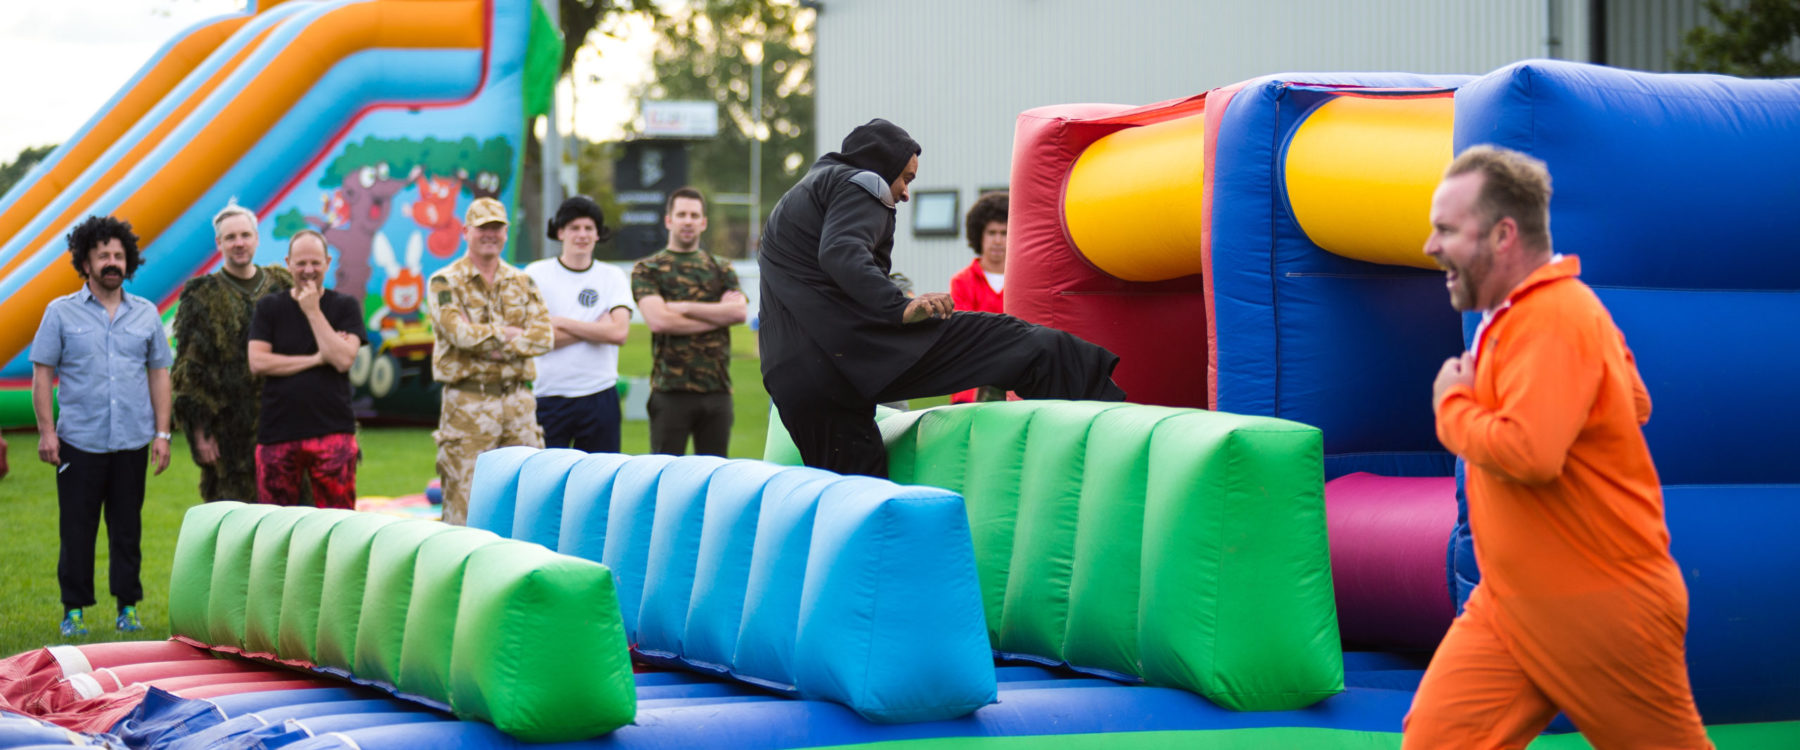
0, 0, 561, 426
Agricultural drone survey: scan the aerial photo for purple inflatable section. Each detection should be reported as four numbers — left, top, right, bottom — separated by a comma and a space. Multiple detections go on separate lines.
1325, 473, 1456, 650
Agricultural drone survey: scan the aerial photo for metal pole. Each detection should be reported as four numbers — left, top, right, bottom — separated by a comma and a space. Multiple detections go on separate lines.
539, 0, 564, 260
747, 53, 763, 259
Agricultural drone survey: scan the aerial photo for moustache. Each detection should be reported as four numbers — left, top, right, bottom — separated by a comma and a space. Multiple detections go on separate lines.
100, 267, 124, 277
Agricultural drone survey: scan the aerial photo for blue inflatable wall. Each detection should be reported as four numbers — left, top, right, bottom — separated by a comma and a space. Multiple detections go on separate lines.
1452, 60, 1800, 723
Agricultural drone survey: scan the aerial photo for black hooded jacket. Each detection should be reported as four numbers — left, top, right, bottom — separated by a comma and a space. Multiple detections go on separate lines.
757, 151, 942, 399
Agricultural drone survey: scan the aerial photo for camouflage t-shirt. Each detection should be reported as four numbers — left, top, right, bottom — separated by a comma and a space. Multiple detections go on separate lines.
631, 248, 740, 393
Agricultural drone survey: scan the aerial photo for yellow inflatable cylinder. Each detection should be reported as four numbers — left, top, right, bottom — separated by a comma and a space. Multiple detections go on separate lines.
1283, 95, 1453, 269
1064, 115, 1208, 282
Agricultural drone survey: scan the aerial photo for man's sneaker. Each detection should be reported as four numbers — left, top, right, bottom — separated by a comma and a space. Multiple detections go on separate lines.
60, 609, 87, 638
117, 606, 143, 633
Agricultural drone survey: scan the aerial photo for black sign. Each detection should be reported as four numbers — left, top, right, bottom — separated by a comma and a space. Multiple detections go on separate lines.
612, 141, 691, 259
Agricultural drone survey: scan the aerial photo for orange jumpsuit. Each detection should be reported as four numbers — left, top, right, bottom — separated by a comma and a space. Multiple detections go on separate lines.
1403, 256, 1711, 750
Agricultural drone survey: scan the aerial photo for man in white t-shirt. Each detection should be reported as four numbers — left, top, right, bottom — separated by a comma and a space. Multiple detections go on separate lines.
525, 196, 634, 452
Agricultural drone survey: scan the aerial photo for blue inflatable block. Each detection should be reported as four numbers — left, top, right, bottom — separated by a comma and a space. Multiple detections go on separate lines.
288, 710, 453, 734
280, 721, 515, 749
1663, 485, 1800, 724
203, 687, 376, 715
637, 456, 733, 660
511, 449, 589, 548
1209, 72, 1470, 478
557, 453, 632, 563
168, 699, 434, 750
0, 718, 93, 746
684, 461, 790, 672
732, 466, 842, 691
603, 454, 681, 642
795, 479, 997, 723
465, 446, 538, 535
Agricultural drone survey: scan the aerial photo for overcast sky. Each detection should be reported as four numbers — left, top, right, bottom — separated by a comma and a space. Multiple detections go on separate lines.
0, 0, 650, 164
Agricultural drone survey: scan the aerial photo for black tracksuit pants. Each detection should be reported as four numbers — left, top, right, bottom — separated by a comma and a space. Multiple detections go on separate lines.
56, 442, 147, 612
766, 312, 1126, 478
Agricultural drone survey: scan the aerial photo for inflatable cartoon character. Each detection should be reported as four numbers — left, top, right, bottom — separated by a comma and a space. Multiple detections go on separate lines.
407, 173, 464, 258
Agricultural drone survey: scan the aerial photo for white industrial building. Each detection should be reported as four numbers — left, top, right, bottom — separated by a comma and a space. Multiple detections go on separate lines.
807, 0, 1747, 294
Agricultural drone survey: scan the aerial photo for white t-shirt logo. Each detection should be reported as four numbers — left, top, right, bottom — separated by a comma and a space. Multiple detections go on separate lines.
578, 288, 599, 308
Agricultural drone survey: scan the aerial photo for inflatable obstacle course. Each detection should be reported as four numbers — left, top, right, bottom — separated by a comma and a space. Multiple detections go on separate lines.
166, 501, 635, 741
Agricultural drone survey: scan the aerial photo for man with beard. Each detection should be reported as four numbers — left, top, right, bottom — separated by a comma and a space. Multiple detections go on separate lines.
527, 196, 633, 452
30, 215, 172, 637
757, 119, 1125, 477
1404, 145, 1709, 749
631, 187, 746, 457
247, 231, 365, 507
428, 197, 553, 525
171, 203, 294, 502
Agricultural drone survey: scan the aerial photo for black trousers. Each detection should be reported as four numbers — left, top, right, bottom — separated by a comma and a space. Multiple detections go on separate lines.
538, 387, 623, 453
648, 391, 734, 457
766, 312, 1126, 478
56, 442, 147, 611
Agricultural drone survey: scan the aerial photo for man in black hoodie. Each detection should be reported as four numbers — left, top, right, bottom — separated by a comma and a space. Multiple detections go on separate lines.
758, 119, 1126, 477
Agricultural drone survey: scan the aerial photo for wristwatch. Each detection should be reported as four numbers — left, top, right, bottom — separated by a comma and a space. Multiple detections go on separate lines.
155, 432, 173, 440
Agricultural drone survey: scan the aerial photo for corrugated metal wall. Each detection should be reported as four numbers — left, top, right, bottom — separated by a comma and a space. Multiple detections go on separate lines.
1603, 0, 1800, 72
812, 0, 1594, 294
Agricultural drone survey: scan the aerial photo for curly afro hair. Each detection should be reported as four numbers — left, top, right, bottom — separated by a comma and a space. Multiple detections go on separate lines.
66, 215, 142, 279
964, 191, 1008, 255
547, 195, 614, 242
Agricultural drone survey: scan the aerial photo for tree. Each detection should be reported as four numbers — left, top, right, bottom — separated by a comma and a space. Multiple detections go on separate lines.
0, 145, 57, 200
1673, 0, 1800, 76
629, 0, 816, 258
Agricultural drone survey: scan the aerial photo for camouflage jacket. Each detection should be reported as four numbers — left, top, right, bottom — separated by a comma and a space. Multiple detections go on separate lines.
631, 248, 740, 393
428, 255, 553, 384
171, 265, 295, 439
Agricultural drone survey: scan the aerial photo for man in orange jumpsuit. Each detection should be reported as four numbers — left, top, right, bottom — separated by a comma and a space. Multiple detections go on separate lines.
1403, 145, 1711, 749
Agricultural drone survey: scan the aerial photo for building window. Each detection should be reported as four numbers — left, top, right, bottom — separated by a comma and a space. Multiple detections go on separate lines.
911, 190, 960, 238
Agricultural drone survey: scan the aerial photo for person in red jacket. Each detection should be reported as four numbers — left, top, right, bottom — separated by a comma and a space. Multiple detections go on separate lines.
947, 191, 1008, 403
1404, 145, 1710, 749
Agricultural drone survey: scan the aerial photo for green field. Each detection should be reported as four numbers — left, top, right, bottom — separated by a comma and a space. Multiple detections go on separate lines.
0, 323, 945, 657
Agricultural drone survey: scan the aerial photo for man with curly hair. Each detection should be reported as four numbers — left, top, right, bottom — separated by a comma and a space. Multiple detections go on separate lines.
171, 203, 294, 502
948, 191, 1009, 404
30, 215, 173, 637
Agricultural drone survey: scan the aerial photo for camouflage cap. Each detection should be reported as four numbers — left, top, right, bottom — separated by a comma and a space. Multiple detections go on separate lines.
465, 197, 509, 226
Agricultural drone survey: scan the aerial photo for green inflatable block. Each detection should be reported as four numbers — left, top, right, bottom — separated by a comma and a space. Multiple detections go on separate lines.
998, 402, 1127, 662
354, 520, 458, 686
1063, 405, 1188, 677
205, 503, 283, 650
278, 509, 357, 663
243, 508, 311, 658
883, 406, 971, 493
314, 513, 397, 672
398, 526, 499, 702
168, 501, 248, 640
1138, 411, 1341, 710
450, 540, 636, 741
953, 401, 1038, 644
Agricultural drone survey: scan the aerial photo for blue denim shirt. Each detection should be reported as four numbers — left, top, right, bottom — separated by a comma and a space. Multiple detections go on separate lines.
29, 285, 174, 453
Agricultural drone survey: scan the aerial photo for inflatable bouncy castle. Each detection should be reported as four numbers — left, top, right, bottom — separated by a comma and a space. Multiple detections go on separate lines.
0, 0, 559, 426
1007, 59, 1800, 724
3, 59, 1797, 749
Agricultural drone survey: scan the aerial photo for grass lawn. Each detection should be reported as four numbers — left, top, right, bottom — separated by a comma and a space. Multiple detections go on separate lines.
0, 323, 946, 657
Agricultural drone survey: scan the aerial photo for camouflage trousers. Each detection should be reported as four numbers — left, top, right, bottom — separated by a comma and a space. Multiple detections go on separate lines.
435, 386, 543, 525
191, 423, 259, 502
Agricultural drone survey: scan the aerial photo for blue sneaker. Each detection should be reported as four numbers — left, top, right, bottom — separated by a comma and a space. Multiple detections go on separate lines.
117, 606, 143, 633
60, 609, 87, 638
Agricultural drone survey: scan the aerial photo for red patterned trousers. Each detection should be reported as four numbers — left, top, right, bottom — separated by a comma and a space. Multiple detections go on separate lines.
255, 432, 359, 509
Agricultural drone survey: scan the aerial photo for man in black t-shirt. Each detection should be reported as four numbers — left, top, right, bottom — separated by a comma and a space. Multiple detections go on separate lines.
247, 230, 366, 508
